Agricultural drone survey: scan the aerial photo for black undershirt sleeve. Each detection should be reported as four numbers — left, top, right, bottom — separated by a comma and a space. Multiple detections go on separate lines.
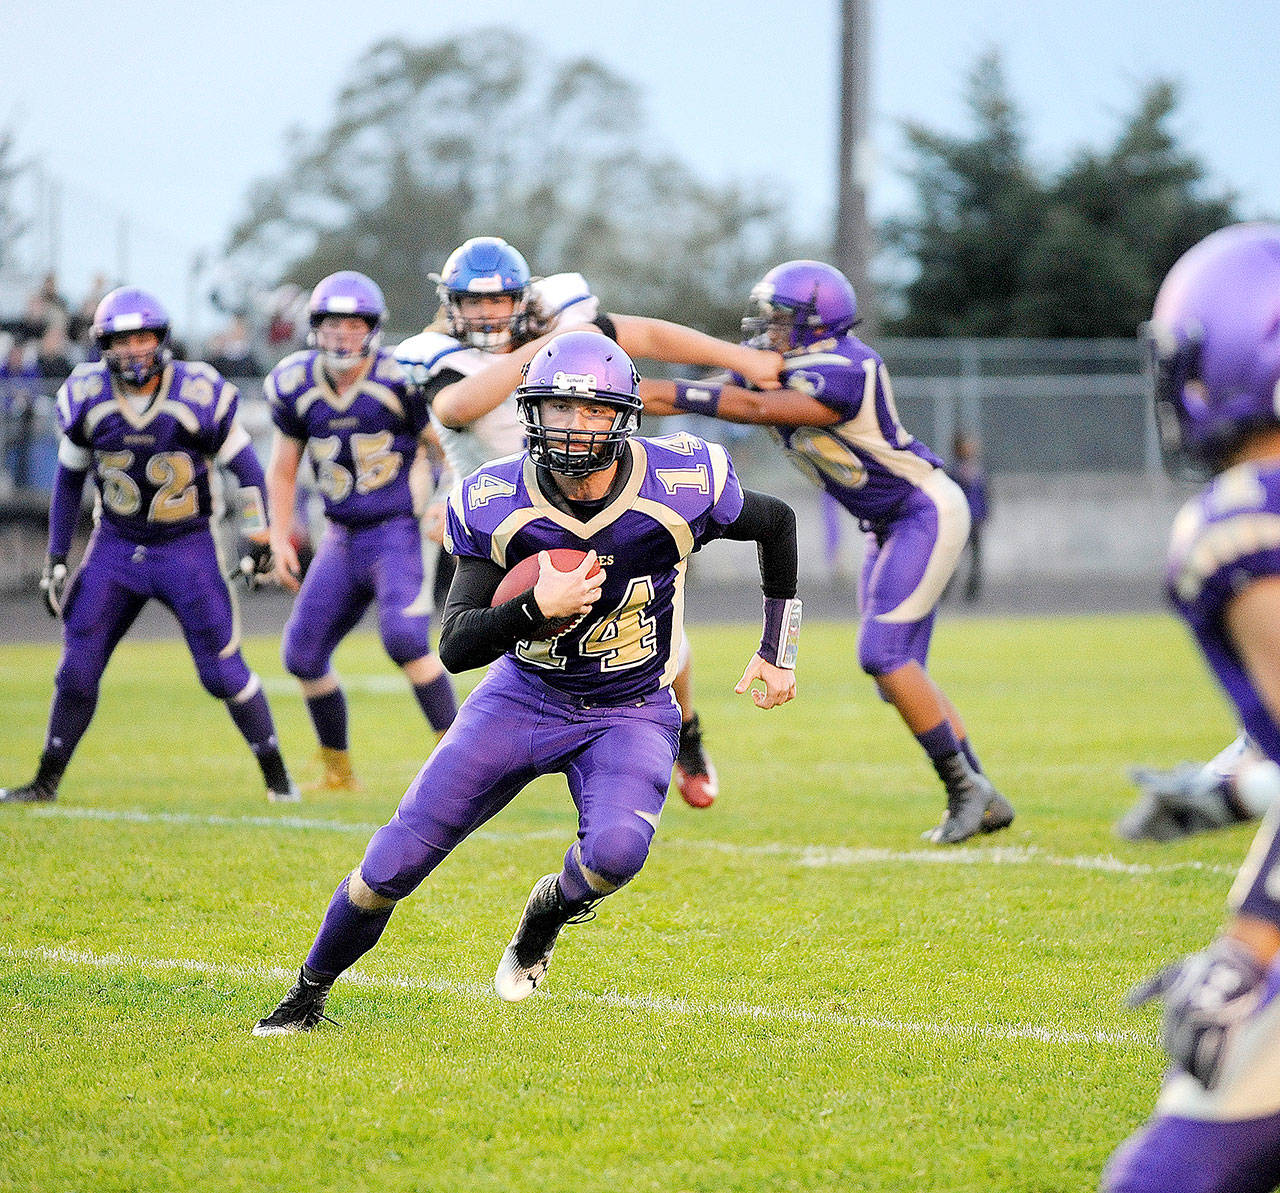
420, 366, 465, 407
719, 488, 798, 600
438, 555, 544, 673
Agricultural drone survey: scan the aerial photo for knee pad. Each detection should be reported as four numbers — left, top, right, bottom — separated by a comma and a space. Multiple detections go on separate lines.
359, 820, 447, 901
282, 623, 331, 681
380, 615, 432, 668
579, 822, 653, 891
53, 652, 102, 703
194, 651, 253, 701
857, 618, 913, 676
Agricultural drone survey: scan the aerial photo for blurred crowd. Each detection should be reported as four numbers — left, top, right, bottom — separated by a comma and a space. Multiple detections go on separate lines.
1, 272, 308, 496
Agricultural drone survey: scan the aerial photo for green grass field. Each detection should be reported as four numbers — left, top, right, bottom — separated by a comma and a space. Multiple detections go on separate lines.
0, 613, 1252, 1192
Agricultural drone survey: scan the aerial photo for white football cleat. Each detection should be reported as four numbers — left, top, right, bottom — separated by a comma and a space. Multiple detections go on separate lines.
495, 873, 596, 1002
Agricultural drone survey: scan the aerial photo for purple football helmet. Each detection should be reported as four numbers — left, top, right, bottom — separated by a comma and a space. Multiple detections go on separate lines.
93, 286, 172, 386
436, 236, 531, 350
307, 271, 385, 371
517, 330, 642, 477
1146, 223, 1280, 475
741, 260, 859, 352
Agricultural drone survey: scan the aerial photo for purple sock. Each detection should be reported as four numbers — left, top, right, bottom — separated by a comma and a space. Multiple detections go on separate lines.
413, 673, 457, 733
559, 842, 597, 905
304, 875, 395, 979
44, 687, 98, 768
306, 688, 349, 750
915, 720, 962, 765
226, 687, 279, 756
960, 738, 983, 774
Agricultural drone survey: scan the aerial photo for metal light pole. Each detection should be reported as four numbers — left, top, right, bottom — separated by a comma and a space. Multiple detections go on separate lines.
835, 0, 872, 326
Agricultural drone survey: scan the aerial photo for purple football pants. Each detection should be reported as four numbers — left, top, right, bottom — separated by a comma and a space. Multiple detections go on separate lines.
1102, 1111, 1280, 1193
56, 522, 253, 702
358, 656, 681, 900
283, 514, 433, 679
856, 472, 969, 676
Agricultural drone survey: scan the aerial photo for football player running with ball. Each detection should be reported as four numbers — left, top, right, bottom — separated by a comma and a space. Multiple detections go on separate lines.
254, 329, 799, 1032
641, 260, 1013, 845
1101, 224, 1280, 1193
396, 235, 787, 808
264, 272, 458, 793
1, 287, 297, 804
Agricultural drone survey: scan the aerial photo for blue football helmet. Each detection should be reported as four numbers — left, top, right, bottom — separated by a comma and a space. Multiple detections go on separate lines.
741, 260, 859, 352
1146, 223, 1280, 475
436, 236, 531, 350
517, 330, 642, 477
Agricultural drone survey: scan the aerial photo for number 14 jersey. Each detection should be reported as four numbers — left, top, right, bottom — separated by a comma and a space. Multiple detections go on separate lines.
444, 433, 743, 703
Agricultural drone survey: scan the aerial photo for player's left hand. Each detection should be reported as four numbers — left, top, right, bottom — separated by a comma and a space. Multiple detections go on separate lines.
735, 346, 787, 391
423, 500, 447, 546
1126, 935, 1270, 1089
735, 655, 796, 709
39, 553, 68, 618
229, 536, 275, 590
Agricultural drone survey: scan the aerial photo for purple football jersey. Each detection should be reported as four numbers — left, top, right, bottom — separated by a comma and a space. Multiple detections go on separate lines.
444, 432, 744, 702
55, 359, 238, 543
1167, 462, 1280, 763
265, 347, 430, 527
768, 335, 943, 524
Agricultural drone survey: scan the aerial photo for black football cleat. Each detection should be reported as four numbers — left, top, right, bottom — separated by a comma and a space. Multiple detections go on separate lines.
494, 874, 597, 1002
253, 968, 338, 1036
0, 778, 58, 804
674, 713, 719, 808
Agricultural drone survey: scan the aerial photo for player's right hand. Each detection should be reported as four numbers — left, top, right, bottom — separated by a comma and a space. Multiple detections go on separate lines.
533, 550, 605, 621
1126, 934, 1269, 1089
39, 553, 68, 618
271, 536, 302, 593
735, 346, 787, 391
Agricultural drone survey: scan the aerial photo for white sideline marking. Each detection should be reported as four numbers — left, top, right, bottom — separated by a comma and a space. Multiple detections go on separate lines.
2, 944, 1155, 1049
27, 805, 1238, 878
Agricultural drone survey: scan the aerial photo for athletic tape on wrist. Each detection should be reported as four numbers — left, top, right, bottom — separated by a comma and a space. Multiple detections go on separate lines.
760, 597, 802, 668
673, 379, 723, 416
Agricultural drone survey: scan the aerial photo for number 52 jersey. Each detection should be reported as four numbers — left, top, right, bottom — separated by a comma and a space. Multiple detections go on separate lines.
55, 358, 242, 543
444, 432, 744, 703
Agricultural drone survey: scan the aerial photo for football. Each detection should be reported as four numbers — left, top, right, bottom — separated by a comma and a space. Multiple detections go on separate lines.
491, 548, 601, 639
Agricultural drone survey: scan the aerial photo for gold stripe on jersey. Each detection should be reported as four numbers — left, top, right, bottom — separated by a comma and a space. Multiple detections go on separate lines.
660, 557, 689, 687
213, 380, 237, 424
518, 440, 649, 538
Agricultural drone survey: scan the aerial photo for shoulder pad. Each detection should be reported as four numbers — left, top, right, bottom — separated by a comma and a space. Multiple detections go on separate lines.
267, 351, 318, 401
530, 273, 599, 327
56, 363, 110, 430
394, 331, 490, 380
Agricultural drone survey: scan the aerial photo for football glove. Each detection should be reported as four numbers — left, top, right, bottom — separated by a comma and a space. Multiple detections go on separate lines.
228, 538, 274, 590
39, 553, 68, 618
1126, 935, 1268, 1089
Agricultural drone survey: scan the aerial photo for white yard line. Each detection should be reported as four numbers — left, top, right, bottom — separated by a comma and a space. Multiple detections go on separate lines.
28, 804, 1238, 877
1, 943, 1155, 1049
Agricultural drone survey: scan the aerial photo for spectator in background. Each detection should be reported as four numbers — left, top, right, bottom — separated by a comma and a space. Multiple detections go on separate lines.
35, 321, 77, 382
24, 273, 69, 338
947, 432, 990, 603
69, 274, 111, 348
204, 314, 262, 379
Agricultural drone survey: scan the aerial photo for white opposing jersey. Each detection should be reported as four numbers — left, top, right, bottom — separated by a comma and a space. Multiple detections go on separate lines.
395, 273, 600, 480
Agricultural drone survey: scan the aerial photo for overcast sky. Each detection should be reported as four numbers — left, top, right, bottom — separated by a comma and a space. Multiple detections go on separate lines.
3, 0, 1276, 336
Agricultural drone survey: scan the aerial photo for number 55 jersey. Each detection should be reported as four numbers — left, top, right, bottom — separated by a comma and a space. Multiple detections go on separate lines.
444, 432, 744, 703
264, 348, 431, 527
